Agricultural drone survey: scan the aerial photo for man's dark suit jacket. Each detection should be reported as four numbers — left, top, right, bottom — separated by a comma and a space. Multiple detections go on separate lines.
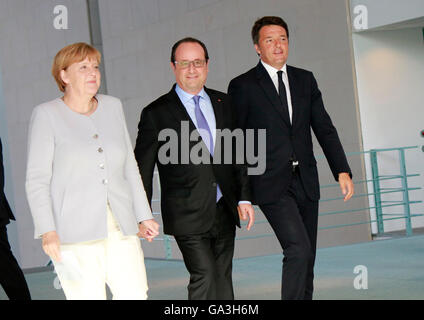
228, 62, 351, 205
134, 85, 251, 236
0, 138, 15, 226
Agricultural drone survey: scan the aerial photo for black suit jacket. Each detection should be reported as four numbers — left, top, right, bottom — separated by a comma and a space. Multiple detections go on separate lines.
134, 85, 251, 236
0, 138, 15, 226
228, 62, 351, 204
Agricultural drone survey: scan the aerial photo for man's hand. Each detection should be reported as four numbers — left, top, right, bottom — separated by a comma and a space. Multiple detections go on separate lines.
338, 172, 354, 202
237, 203, 255, 231
138, 219, 160, 242
42, 231, 61, 262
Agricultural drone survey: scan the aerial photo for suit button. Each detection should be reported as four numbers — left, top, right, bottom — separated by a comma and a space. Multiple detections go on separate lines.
212, 182, 217, 187
98, 147, 103, 153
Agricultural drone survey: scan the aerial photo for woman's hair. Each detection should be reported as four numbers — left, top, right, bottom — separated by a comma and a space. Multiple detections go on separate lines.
52, 42, 101, 92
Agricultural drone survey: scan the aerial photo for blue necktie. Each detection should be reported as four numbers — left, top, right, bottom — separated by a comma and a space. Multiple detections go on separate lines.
193, 95, 222, 202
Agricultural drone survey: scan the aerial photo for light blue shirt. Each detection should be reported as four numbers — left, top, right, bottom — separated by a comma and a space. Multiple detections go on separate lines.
175, 84, 251, 206
175, 84, 217, 147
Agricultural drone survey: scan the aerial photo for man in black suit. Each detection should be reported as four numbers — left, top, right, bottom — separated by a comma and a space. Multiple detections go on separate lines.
0, 138, 31, 300
135, 37, 254, 300
228, 16, 354, 300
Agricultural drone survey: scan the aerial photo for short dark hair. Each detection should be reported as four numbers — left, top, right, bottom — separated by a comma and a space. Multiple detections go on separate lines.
251, 16, 289, 44
170, 37, 209, 64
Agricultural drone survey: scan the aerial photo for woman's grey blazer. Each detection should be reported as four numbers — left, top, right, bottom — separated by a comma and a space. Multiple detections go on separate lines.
26, 94, 154, 244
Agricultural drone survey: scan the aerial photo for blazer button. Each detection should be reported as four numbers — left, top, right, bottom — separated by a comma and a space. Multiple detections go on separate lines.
212, 182, 217, 187
98, 147, 103, 153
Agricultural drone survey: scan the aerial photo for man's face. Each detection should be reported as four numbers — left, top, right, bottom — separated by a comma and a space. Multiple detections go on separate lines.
255, 24, 289, 69
171, 42, 209, 95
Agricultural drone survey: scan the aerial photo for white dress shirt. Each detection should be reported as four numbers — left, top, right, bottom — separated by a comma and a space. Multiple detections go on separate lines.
261, 60, 298, 165
261, 60, 294, 123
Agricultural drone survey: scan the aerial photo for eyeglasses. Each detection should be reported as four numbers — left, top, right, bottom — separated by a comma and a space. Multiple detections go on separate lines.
174, 59, 207, 69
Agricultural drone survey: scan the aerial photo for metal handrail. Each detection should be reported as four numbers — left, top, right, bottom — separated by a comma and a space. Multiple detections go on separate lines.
148, 146, 422, 258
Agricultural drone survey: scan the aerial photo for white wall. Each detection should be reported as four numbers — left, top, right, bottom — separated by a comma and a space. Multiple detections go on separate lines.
352, 27, 424, 232
0, 0, 91, 268
0, 0, 371, 268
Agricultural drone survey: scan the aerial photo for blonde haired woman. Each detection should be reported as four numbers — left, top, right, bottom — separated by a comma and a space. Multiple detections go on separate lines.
26, 42, 159, 300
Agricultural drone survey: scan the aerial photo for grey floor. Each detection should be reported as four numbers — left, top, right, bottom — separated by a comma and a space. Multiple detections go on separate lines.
1, 234, 424, 300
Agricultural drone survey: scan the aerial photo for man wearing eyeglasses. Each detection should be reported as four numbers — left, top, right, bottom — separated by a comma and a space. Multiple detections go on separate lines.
135, 37, 254, 300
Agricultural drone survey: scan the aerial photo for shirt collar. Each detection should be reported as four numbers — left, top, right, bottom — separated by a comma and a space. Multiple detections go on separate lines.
260, 60, 287, 78
175, 84, 207, 104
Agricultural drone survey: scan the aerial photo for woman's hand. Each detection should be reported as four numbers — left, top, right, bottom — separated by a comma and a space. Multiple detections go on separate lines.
42, 231, 61, 262
237, 203, 255, 231
138, 219, 160, 242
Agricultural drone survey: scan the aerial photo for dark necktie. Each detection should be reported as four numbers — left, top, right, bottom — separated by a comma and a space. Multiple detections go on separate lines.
277, 71, 297, 164
193, 95, 222, 202
277, 70, 290, 124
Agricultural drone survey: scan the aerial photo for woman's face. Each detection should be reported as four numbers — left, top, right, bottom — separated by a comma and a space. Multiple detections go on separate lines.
60, 57, 101, 97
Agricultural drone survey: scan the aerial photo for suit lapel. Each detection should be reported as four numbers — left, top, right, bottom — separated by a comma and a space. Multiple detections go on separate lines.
286, 65, 300, 129
205, 87, 224, 131
256, 61, 291, 127
205, 87, 224, 157
166, 84, 197, 134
